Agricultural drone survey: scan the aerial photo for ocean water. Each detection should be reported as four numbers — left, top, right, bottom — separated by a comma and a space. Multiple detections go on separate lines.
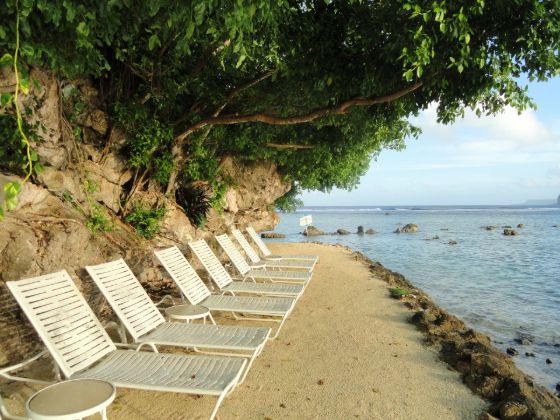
270, 206, 560, 391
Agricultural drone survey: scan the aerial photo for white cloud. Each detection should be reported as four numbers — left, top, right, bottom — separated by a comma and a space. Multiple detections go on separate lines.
517, 178, 540, 188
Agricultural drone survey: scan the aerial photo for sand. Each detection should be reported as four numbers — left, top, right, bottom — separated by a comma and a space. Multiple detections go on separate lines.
1, 242, 487, 419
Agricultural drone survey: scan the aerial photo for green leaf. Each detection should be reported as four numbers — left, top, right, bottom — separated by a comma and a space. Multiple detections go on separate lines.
464, 33, 471, 44
186, 21, 195, 38
235, 54, 246, 68
0, 206, 4, 221
194, 2, 206, 25
30, 150, 38, 161
20, 78, 29, 95
1, 92, 12, 107
0, 26, 6, 40
0, 53, 12, 67
148, 34, 160, 50
6, 197, 18, 211
76, 22, 89, 37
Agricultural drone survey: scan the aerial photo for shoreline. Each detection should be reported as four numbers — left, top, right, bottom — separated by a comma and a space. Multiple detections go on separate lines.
1, 242, 558, 418
342, 244, 560, 419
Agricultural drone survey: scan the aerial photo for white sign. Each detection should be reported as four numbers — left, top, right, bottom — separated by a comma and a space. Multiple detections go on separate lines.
299, 215, 312, 226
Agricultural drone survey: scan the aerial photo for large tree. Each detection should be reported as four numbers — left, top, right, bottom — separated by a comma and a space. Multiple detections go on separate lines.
1, 0, 559, 207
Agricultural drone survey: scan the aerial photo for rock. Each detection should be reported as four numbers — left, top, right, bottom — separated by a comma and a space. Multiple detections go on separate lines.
83, 109, 109, 134
502, 225, 513, 229
432, 235, 440, 240
517, 224, 524, 228
546, 358, 552, 364
336, 228, 350, 235
447, 240, 458, 245
303, 226, 324, 236
357, 226, 364, 235
499, 401, 528, 419
506, 347, 519, 356
394, 223, 418, 234
503, 229, 518, 236
514, 338, 532, 345
556, 383, 560, 392
525, 352, 535, 357
261, 232, 286, 239
365, 228, 377, 234
483, 225, 496, 231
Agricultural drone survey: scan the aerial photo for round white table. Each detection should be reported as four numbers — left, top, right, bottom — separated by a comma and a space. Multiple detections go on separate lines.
26, 379, 115, 420
165, 304, 215, 324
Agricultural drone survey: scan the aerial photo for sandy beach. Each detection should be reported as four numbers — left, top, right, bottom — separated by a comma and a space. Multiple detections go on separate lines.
2, 242, 486, 419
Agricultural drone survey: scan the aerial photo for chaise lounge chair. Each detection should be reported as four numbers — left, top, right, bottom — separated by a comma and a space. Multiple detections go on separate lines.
214, 235, 312, 285
85, 258, 271, 383
154, 246, 296, 339
6, 271, 247, 420
246, 226, 319, 263
231, 229, 316, 271
157, 245, 304, 298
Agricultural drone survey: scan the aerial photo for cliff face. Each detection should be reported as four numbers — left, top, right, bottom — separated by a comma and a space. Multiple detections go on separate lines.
0, 68, 290, 366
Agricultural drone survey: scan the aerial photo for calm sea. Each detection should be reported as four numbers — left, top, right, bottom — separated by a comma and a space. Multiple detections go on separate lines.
271, 205, 560, 391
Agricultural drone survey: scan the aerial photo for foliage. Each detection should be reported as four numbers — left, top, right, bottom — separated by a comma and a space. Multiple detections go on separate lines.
82, 179, 113, 233
389, 288, 410, 299
275, 183, 303, 213
1, 0, 559, 211
113, 102, 174, 186
175, 183, 211, 228
125, 203, 166, 239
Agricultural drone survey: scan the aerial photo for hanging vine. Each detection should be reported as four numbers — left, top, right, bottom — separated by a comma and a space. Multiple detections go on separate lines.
1, 0, 33, 221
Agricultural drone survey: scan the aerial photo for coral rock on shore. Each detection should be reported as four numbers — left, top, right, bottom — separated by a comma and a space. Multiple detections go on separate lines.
261, 232, 286, 239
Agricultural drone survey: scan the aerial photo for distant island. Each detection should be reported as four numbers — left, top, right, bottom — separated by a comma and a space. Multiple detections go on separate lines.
523, 197, 559, 205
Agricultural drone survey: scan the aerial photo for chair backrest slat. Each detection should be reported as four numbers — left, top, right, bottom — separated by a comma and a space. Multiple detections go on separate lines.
232, 229, 261, 263
215, 234, 251, 276
86, 259, 165, 342
154, 246, 211, 305
7, 271, 116, 378
188, 240, 234, 290
247, 226, 272, 257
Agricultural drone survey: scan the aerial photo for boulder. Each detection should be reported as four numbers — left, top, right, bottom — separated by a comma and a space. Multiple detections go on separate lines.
336, 228, 350, 235
483, 225, 496, 231
394, 223, 418, 234
303, 226, 324, 236
357, 226, 364, 235
502, 225, 513, 229
503, 229, 518, 236
506, 347, 519, 356
516, 224, 524, 228
448, 240, 458, 245
499, 401, 528, 419
365, 228, 377, 234
261, 232, 286, 239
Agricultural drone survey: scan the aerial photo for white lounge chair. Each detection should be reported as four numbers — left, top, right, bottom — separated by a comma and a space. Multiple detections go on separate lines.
246, 226, 319, 263
214, 235, 312, 285
157, 245, 304, 298
231, 229, 316, 271
85, 258, 271, 383
6, 271, 247, 420
154, 246, 296, 339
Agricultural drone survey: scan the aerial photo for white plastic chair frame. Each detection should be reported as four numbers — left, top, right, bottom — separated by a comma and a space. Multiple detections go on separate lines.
246, 226, 319, 263
86, 258, 270, 383
6, 271, 246, 420
155, 245, 295, 339
232, 229, 316, 271
214, 234, 311, 286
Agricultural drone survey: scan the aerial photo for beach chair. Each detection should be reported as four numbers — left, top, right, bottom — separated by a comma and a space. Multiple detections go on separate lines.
6, 271, 247, 420
231, 229, 316, 271
214, 235, 312, 285
85, 258, 271, 383
154, 246, 296, 339
157, 245, 304, 298
246, 226, 319, 263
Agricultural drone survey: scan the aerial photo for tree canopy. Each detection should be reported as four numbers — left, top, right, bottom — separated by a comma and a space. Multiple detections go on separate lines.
1, 0, 559, 208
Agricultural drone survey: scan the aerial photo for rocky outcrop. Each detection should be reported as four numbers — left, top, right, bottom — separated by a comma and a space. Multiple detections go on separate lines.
394, 223, 418, 233
336, 228, 350, 235
261, 232, 286, 239
303, 226, 324, 236
365, 228, 377, 234
503, 229, 518, 236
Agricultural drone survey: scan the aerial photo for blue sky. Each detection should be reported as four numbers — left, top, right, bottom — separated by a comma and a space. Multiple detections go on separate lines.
302, 78, 560, 206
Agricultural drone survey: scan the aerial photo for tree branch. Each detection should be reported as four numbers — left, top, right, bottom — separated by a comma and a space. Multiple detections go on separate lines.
174, 80, 423, 143
266, 143, 315, 149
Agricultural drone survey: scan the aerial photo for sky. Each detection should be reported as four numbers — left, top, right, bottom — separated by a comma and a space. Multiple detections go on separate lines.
301, 77, 560, 206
